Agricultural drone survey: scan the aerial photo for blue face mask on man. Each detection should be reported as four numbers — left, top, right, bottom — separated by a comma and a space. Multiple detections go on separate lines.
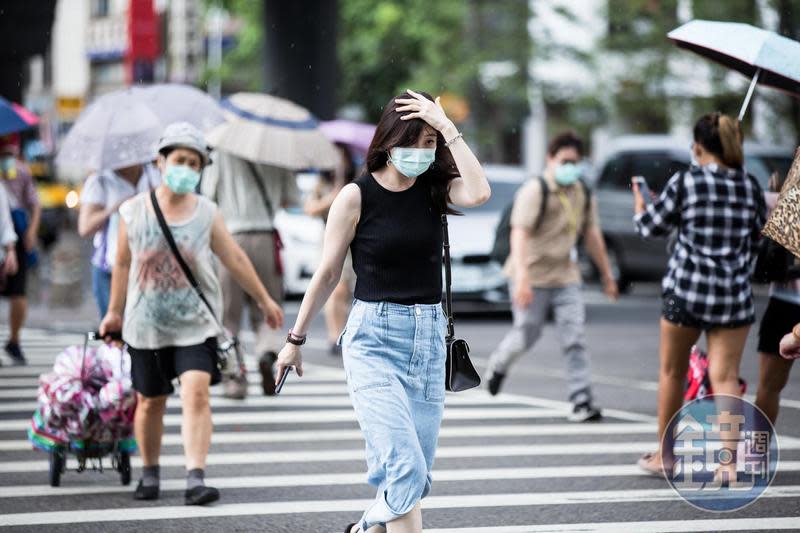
389, 147, 436, 178
554, 162, 581, 187
164, 164, 201, 194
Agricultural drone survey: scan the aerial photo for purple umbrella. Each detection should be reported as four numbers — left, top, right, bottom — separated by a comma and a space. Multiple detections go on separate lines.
320, 120, 376, 157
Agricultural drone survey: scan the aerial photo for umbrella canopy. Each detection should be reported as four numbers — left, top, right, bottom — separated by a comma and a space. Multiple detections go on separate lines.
206, 93, 339, 170
57, 84, 225, 172
320, 119, 376, 157
56, 91, 162, 171
0, 97, 33, 136
668, 20, 800, 119
131, 83, 226, 132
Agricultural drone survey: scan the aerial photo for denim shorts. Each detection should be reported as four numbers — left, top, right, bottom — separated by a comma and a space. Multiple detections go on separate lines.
339, 299, 447, 530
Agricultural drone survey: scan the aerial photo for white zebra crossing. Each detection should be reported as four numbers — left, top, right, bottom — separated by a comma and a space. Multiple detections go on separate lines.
0, 327, 796, 531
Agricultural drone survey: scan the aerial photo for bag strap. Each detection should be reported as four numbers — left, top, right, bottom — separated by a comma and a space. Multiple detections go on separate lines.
149, 191, 224, 332
533, 176, 550, 233
245, 160, 276, 222
441, 214, 455, 340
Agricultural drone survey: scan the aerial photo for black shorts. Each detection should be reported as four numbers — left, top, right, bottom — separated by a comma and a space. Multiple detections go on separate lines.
662, 291, 753, 331
758, 297, 800, 355
128, 338, 221, 398
0, 239, 27, 297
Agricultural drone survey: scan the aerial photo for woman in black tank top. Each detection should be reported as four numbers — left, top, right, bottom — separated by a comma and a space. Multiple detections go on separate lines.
277, 90, 490, 533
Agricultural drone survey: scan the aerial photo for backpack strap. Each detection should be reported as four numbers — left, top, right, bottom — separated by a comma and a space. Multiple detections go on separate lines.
533, 176, 550, 233
578, 177, 593, 234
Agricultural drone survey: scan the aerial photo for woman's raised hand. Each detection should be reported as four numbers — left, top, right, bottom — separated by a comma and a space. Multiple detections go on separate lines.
395, 90, 455, 134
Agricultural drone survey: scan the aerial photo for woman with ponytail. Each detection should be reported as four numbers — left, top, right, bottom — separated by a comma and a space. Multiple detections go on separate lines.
630, 112, 766, 477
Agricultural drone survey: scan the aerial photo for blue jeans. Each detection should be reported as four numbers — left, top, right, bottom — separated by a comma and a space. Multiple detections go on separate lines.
339, 299, 446, 530
91, 266, 112, 318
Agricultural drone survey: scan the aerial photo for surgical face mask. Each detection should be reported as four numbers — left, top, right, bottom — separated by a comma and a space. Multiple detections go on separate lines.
164, 164, 201, 194
389, 147, 436, 178
554, 162, 581, 186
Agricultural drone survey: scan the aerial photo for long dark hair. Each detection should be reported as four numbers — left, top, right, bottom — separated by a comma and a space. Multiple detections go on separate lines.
365, 91, 459, 214
693, 112, 744, 169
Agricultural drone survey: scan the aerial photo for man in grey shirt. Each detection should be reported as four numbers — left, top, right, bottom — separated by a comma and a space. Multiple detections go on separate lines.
201, 150, 299, 395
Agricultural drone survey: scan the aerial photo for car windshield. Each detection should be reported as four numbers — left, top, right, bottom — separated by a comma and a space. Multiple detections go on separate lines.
463, 180, 522, 212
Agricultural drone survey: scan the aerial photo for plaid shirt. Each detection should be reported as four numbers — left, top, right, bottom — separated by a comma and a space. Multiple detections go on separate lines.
634, 163, 766, 325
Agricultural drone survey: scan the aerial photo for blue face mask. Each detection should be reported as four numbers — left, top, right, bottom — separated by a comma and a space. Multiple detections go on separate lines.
554, 162, 581, 186
164, 164, 201, 194
389, 147, 436, 178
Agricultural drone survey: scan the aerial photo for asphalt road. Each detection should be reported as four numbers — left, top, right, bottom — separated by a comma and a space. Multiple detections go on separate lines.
0, 284, 798, 532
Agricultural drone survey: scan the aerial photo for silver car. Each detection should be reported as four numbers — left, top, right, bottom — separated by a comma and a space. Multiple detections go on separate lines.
590, 135, 795, 290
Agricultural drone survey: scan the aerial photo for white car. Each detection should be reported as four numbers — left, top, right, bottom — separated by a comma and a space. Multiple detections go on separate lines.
275, 173, 324, 297
277, 166, 528, 308
448, 165, 527, 311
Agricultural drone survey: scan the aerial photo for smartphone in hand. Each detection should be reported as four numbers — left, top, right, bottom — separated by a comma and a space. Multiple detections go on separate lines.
275, 366, 294, 394
632, 176, 653, 204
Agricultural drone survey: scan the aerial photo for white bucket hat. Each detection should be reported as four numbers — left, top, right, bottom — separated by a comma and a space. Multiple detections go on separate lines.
157, 121, 211, 165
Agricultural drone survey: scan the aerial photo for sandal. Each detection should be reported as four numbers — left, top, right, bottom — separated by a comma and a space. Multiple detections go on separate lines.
637, 452, 667, 477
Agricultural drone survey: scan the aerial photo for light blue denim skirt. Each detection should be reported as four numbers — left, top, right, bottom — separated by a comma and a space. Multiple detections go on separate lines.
339, 299, 447, 530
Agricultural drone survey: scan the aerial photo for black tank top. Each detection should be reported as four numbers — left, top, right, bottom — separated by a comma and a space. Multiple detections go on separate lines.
351, 173, 443, 304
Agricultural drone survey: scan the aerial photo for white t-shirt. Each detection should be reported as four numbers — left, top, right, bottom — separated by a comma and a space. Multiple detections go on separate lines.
81, 164, 161, 271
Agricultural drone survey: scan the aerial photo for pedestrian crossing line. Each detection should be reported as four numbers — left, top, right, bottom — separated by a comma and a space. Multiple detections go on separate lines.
0, 394, 601, 413
2, 486, 800, 527
422, 517, 800, 533
0, 423, 660, 451
4, 460, 800, 499
0, 373, 345, 388
0, 407, 568, 431
5, 440, 800, 473
0, 363, 345, 380
496, 392, 657, 424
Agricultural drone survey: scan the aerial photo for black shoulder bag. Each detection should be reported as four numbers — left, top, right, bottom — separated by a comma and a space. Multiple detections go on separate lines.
149, 191, 241, 373
442, 214, 481, 392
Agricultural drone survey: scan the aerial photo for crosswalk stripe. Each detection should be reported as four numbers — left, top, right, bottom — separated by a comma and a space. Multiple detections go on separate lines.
0, 407, 567, 431
2, 486, 799, 526
5, 439, 800, 472
422, 518, 800, 533
0, 423, 659, 450
4, 461, 800, 499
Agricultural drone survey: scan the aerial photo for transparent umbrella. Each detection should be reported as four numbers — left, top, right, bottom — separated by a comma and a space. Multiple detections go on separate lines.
56, 91, 162, 172
57, 84, 225, 172
131, 83, 226, 132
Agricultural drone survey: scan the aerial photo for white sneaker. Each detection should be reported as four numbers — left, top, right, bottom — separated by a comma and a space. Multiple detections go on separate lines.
568, 402, 602, 422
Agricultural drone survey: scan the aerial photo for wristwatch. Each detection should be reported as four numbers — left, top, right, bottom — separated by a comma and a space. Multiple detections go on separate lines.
286, 330, 307, 346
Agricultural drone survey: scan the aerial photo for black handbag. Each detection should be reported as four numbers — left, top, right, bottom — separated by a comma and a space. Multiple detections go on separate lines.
441, 214, 481, 392
752, 236, 800, 283
150, 191, 243, 375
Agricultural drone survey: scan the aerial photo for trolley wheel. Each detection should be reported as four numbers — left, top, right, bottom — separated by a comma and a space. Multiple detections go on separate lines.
49, 450, 65, 487
118, 451, 131, 486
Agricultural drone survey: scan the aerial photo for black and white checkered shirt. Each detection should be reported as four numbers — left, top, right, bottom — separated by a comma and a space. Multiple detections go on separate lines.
634, 163, 766, 325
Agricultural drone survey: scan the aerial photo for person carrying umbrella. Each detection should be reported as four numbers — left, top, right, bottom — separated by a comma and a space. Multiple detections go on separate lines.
200, 151, 298, 395
78, 162, 161, 317
99, 122, 284, 505
0, 133, 40, 366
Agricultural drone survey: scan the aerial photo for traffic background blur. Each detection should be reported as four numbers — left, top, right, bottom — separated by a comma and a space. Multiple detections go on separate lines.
1, 0, 799, 319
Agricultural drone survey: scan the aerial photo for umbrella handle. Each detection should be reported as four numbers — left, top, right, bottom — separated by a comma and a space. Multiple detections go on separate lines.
738, 68, 761, 122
